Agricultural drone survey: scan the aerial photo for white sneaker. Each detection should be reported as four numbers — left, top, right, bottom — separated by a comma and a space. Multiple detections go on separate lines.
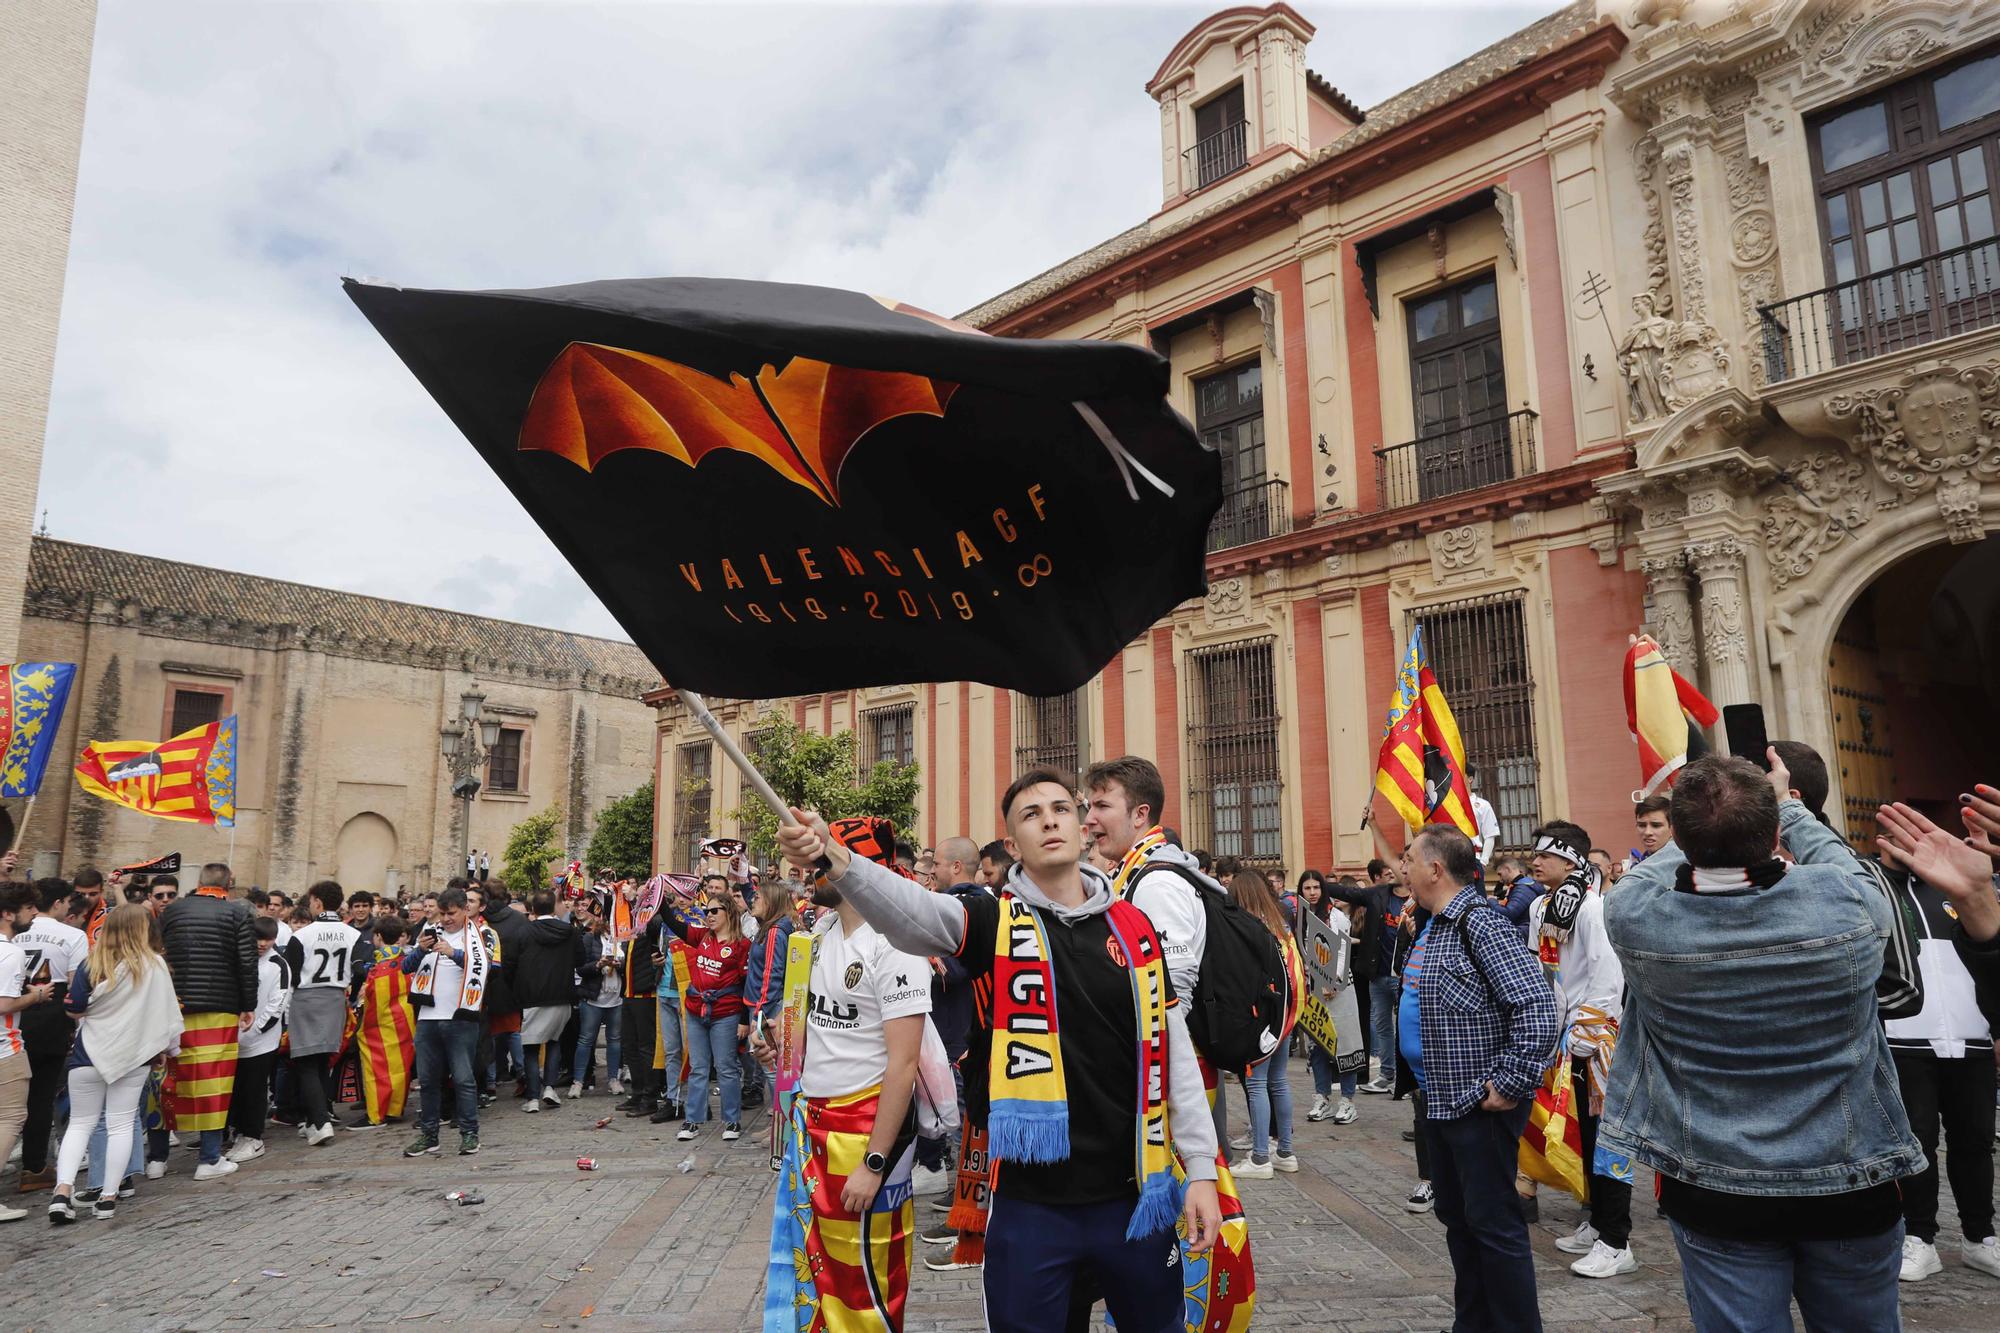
1332, 1099, 1359, 1125
609, 1078, 624, 1096
568, 1082, 584, 1100
910, 1164, 951, 1196
1570, 1240, 1637, 1279
0, 1202, 26, 1222
1901, 1235, 1943, 1282
1403, 1181, 1435, 1213
225, 1138, 266, 1164
1307, 1094, 1332, 1122
1271, 1152, 1299, 1174
143, 1161, 165, 1181
1228, 1135, 1251, 1152
191, 1160, 239, 1181
305, 1122, 336, 1147
1359, 1077, 1394, 1095
1555, 1221, 1601, 1255
1962, 1236, 2000, 1279
541, 1090, 563, 1109
1229, 1157, 1273, 1180
521, 1099, 541, 1114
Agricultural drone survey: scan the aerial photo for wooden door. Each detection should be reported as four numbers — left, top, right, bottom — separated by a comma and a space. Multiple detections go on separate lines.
1828, 608, 1896, 856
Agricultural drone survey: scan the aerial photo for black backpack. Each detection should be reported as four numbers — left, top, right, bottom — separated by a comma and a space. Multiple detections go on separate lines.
1138, 863, 1288, 1074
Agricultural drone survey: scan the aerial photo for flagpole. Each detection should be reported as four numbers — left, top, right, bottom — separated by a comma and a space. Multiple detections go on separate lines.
5, 795, 35, 857
226, 820, 237, 869
680, 690, 800, 830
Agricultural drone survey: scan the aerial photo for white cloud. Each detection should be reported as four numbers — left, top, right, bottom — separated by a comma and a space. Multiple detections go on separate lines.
42, 0, 1545, 640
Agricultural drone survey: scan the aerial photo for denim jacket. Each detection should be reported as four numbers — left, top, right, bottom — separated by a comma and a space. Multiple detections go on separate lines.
1600, 801, 1926, 1195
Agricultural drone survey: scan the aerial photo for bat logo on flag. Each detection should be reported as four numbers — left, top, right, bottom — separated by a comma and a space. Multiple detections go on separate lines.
106, 751, 165, 784
517, 342, 960, 507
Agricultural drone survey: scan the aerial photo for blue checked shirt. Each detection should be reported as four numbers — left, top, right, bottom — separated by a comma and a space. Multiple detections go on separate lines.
1417, 884, 1559, 1120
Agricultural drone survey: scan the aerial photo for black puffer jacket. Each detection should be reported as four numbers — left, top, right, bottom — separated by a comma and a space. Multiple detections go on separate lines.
160, 892, 258, 1013
484, 909, 530, 1015
512, 916, 586, 1009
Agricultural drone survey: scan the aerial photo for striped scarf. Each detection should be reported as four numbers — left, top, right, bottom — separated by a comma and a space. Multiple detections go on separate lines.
409, 924, 490, 1014
1110, 825, 1171, 898
988, 893, 1180, 1241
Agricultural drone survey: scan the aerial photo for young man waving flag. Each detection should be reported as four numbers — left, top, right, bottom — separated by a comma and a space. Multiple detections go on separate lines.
780, 768, 1222, 1333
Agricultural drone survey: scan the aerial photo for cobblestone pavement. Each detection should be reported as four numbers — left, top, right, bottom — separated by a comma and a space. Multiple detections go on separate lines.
3, 1066, 1996, 1331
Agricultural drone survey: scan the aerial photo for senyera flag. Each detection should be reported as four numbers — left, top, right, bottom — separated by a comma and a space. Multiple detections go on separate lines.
1624, 633, 1718, 796
74, 715, 238, 827
1373, 626, 1475, 836
0, 662, 76, 798
343, 276, 1222, 699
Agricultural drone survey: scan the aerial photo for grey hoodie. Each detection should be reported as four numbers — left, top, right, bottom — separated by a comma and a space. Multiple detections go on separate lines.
826, 850, 1220, 1181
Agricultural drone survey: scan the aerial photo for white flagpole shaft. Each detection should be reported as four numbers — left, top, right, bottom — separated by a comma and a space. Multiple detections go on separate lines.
227, 820, 238, 868
6, 795, 36, 857
679, 690, 800, 828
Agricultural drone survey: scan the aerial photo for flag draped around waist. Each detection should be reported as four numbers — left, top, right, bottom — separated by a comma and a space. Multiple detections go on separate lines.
169, 1012, 239, 1131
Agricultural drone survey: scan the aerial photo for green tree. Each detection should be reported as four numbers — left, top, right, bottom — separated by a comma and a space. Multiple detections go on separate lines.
500, 804, 565, 898
725, 714, 920, 863
586, 779, 655, 877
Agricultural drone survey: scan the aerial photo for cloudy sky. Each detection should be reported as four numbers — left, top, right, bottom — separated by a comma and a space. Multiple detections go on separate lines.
42, 0, 1545, 641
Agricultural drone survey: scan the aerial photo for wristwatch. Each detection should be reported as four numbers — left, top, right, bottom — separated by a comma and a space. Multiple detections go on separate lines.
863, 1151, 887, 1174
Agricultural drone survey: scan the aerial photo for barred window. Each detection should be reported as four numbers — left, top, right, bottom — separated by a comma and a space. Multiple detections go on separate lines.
861, 704, 915, 771
673, 741, 713, 873
168, 687, 225, 738
1407, 593, 1540, 849
1013, 690, 1082, 778
1186, 638, 1282, 864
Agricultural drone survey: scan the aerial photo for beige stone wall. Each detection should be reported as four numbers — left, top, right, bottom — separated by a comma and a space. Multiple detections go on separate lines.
0, 0, 96, 662
16, 609, 657, 895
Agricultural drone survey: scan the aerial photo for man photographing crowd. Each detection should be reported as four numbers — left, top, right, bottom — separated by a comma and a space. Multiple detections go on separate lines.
777, 767, 1220, 1332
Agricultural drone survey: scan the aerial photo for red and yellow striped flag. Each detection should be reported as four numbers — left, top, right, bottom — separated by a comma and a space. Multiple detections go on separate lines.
1624, 633, 1718, 797
1373, 626, 1476, 836
74, 715, 238, 826
357, 951, 417, 1123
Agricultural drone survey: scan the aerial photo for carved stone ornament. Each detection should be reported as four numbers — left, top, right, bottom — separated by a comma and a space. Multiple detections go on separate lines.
1663, 145, 1708, 322
1861, 27, 1947, 80
1205, 576, 1247, 621
1428, 524, 1490, 581
1759, 452, 1874, 587
1494, 186, 1520, 269
1619, 291, 1676, 421
1662, 319, 1732, 411
1826, 362, 2000, 542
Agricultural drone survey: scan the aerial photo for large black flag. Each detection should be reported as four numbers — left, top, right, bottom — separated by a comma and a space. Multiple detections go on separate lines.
345, 277, 1222, 698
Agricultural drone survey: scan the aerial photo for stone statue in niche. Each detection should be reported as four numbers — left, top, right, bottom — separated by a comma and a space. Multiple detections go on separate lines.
1618, 292, 1675, 420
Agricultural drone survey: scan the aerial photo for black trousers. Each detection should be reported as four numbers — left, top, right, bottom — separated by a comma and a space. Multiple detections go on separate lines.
621, 1000, 658, 1097
20, 1003, 72, 1171
1353, 969, 1374, 1060
1426, 1101, 1543, 1333
1573, 1056, 1632, 1248
293, 1055, 332, 1129
1893, 1047, 1998, 1244
230, 1052, 277, 1139
1412, 1089, 1431, 1180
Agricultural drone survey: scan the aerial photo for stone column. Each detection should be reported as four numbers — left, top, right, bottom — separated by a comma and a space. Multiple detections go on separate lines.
1641, 553, 1697, 677
1689, 537, 1753, 707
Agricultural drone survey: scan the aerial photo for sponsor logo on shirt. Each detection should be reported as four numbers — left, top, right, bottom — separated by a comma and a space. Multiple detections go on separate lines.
808, 989, 862, 1029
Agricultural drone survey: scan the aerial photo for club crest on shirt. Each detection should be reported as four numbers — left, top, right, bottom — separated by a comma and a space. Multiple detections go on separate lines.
1105, 935, 1128, 967
844, 961, 864, 989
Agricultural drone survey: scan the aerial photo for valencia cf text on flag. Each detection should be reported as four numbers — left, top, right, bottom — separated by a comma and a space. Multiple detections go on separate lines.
344, 276, 1224, 699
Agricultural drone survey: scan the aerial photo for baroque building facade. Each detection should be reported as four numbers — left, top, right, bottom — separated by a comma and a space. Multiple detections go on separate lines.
652, 0, 1997, 872
1600, 0, 2000, 846
15, 539, 659, 894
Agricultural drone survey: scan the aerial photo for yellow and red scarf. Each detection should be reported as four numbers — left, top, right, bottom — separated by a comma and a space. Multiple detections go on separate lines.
988, 892, 1180, 1240
1110, 825, 1172, 898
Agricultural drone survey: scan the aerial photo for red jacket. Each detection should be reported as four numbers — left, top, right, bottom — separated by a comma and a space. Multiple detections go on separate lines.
666, 917, 748, 1020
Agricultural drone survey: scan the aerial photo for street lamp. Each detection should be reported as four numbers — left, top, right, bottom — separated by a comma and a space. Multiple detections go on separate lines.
440, 684, 501, 880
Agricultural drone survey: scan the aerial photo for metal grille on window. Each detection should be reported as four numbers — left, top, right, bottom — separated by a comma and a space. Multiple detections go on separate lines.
169, 689, 224, 738
1184, 639, 1281, 865
861, 704, 915, 771
673, 741, 713, 873
1407, 594, 1540, 850
486, 728, 523, 793
1013, 690, 1082, 777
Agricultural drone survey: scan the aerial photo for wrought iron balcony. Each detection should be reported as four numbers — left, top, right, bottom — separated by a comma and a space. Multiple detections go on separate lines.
1374, 409, 1538, 510
1183, 121, 1250, 191
1206, 477, 1290, 553
1760, 237, 2000, 383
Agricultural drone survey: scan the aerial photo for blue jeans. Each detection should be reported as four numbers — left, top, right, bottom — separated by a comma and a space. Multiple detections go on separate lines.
86, 1112, 146, 1192
1246, 1040, 1293, 1158
1368, 975, 1400, 1083
657, 995, 685, 1104
488, 1031, 522, 1088
415, 1017, 480, 1138
573, 1003, 622, 1086
1425, 1102, 1540, 1333
1308, 1043, 1357, 1099
1670, 1218, 1904, 1333
684, 1010, 741, 1124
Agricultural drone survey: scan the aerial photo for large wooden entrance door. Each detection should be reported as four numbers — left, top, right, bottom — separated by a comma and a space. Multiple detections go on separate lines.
1827, 593, 1896, 856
